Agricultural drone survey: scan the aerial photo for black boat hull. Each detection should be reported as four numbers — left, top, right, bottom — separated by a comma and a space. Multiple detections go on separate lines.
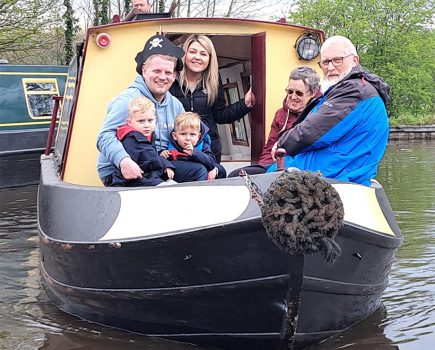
38, 156, 402, 349
0, 129, 50, 188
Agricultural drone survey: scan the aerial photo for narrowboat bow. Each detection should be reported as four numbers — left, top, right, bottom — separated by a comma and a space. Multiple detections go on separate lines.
38, 16, 403, 349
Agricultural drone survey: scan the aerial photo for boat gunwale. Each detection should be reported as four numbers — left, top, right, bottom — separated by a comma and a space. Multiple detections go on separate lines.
38, 155, 403, 248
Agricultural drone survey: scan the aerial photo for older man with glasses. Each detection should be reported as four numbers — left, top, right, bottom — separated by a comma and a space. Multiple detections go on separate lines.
268, 35, 391, 186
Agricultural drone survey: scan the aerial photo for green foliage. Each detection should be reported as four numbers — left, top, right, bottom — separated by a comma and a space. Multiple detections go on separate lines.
93, 0, 100, 26
101, 0, 110, 24
0, 0, 63, 63
289, 0, 435, 122
93, 0, 111, 25
159, 0, 165, 13
389, 113, 435, 126
124, 0, 131, 17
63, 0, 79, 65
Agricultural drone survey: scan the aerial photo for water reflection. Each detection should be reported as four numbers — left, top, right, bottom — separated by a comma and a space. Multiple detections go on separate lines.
0, 188, 217, 350
310, 307, 399, 349
378, 140, 435, 241
0, 186, 44, 349
0, 140, 434, 349
375, 140, 435, 349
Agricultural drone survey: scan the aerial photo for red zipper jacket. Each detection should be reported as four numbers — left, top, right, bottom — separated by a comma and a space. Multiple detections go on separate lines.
258, 97, 299, 165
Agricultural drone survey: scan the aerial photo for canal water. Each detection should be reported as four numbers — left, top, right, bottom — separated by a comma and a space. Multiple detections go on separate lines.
0, 140, 434, 349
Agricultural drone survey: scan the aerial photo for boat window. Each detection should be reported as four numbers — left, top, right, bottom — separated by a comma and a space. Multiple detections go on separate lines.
223, 82, 249, 146
22, 78, 60, 119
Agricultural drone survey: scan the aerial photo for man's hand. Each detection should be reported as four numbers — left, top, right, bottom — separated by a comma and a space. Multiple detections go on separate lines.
271, 143, 287, 162
245, 88, 256, 108
160, 150, 170, 158
165, 168, 175, 179
120, 157, 143, 180
271, 142, 278, 160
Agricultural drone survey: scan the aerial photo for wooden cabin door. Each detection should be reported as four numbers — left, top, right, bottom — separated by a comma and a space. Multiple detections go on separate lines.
250, 32, 266, 163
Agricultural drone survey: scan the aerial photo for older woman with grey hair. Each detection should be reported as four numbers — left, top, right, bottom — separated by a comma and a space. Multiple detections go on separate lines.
228, 66, 320, 177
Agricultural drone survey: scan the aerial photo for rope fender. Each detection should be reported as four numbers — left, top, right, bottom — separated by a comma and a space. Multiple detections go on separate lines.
261, 170, 344, 263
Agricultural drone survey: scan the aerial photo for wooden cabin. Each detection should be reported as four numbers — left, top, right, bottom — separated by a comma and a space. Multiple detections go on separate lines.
56, 18, 324, 186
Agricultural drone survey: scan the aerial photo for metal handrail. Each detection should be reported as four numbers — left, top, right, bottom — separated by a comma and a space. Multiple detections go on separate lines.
45, 95, 63, 156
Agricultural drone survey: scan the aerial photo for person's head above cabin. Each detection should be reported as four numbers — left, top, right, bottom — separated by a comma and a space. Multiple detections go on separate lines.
172, 112, 201, 151
126, 96, 156, 138
318, 35, 359, 94
134, 34, 184, 103
132, 0, 151, 13
285, 66, 320, 113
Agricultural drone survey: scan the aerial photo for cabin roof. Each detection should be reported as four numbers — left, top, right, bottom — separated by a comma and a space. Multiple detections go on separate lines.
89, 16, 324, 38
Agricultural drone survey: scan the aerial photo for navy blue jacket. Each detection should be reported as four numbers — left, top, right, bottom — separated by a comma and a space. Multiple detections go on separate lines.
111, 125, 174, 187
268, 65, 390, 186
168, 122, 217, 171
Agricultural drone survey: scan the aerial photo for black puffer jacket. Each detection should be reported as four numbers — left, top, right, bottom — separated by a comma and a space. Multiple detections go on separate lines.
170, 78, 251, 162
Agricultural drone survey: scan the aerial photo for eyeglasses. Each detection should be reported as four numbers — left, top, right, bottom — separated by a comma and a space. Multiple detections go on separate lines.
318, 54, 353, 69
285, 88, 306, 97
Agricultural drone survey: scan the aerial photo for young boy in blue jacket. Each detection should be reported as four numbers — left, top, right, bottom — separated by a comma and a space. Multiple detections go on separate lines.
111, 97, 175, 187
161, 112, 226, 180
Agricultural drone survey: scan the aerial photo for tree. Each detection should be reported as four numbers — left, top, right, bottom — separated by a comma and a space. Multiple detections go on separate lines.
0, 0, 63, 62
63, 0, 79, 65
159, 0, 165, 13
92, 0, 100, 25
289, 0, 435, 118
161, 0, 284, 18
101, 0, 110, 24
92, 0, 111, 25
124, 0, 131, 16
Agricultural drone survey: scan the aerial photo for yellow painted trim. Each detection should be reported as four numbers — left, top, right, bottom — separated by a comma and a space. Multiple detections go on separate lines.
0, 120, 55, 127
332, 184, 394, 236
0, 72, 68, 76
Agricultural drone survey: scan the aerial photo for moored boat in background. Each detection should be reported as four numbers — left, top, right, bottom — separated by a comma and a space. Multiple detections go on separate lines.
0, 64, 67, 188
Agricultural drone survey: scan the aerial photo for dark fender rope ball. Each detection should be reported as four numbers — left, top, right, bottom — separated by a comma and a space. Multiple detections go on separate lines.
261, 170, 344, 263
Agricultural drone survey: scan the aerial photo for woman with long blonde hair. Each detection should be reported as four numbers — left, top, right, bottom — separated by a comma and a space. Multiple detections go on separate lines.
170, 34, 255, 167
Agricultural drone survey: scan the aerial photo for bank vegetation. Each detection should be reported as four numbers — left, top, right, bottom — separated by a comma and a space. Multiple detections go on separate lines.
0, 0, 433, 124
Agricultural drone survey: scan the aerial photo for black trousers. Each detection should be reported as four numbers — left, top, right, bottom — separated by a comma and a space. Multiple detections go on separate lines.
227, 164, 270, 178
